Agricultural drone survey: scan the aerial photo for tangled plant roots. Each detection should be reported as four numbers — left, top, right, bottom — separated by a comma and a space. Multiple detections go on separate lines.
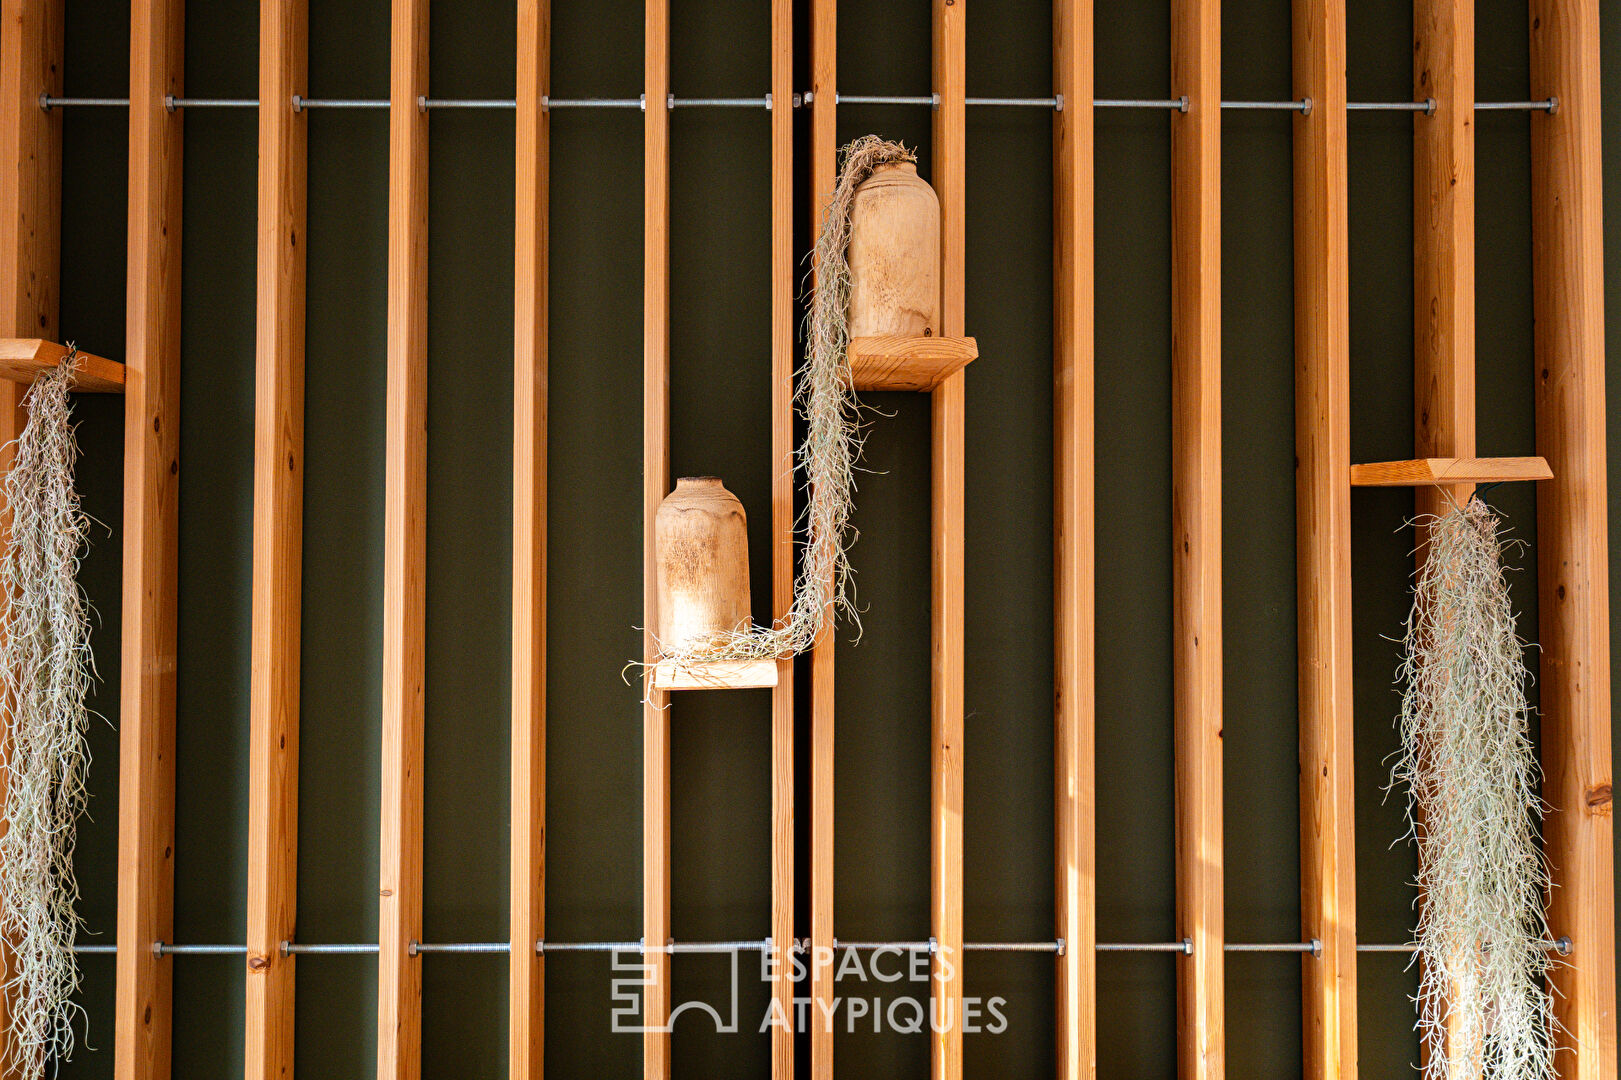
1392, 497, 1555, 1080
0, 357, 93, 1078
652, 136, 913, 668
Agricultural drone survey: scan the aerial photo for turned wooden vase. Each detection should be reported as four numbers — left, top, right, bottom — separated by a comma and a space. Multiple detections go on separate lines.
848, 161, 942, 338
655, 476, 751, 653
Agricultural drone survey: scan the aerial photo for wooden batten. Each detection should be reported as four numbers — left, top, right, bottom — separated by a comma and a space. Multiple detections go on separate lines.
930, 0, 966, 1075
1053, 2, 1096, 1078
245, 1, 308, 1078
0, 0, 64, 1064
0, 338, 122, 391
1292, 2, 1357, 1077
117, 1, 184, 1078
510, 1, 549, 1078
1528, 3, 1618, 1079
378, 0, 429, 1076
1170, 0, 1224, 1077
642, 0, 672, 1073
768, 0, 794, 1074
808, 1, 836, 1075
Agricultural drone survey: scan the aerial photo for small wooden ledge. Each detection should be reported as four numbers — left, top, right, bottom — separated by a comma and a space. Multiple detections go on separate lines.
651, 658, 780, 691
1349, 456, 1553, 487
848, 335, 978, 392
0, 339, 124, 393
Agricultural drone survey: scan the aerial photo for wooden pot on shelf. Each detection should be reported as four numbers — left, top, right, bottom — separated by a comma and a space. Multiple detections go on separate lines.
848, 160, 942, 337
655, 476, 751, 654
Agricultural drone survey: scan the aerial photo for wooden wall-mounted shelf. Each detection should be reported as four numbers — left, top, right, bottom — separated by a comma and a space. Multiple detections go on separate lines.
1349, 456, 1552, 487
650, 658, 780, 691
0, 338, 124, 392
848, 334, 977, 392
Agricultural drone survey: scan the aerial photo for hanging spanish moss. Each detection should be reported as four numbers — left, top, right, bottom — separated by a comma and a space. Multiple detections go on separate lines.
650, 135, 914, 667
1391, 496, 1555, 1080
0, 352, 94, 1079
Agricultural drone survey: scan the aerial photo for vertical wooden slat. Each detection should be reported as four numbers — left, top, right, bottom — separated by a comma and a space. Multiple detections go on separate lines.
768, 0, 795, 1076
245, 1, 308, 1077
0, 0, 62, 1064
1291, 2, 1356, 1078
808, 2, 836, 1075
1170, 0, 1223, 1077
929, 2, 966, 1077
1411, 3, 1475, 1072
117, 0, 184, 1077
378, 0, 428, 1075
641, 0, 671, 1073
510, 1, 549, 1078
1413, 0, 1475, 519
1528, 5, 1618, 1079
1053, 0, 1094, 1076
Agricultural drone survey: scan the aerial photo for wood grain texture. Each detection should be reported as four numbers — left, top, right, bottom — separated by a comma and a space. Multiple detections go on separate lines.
642, 0, 671, 1073
1292, 2, 1357, 1077
1170, 1, 1223, 1077
1348, 457, 1551, 486
1529, 4, 1618, 1079
1411, 8, 1477, 1072
510, 1, 548, 1077
0, 0, 61, 1063
117, 1, 184, 1077
0, 338, 122, 391
847, 335, 977, 392
768, 9, 794, 1070
0, 0, 62, 345
1413, 0, 1475, 521
378, 0, 427, 1076
245, 2, 307, 1077
809, 2, 835, 1074
930, 2, 966, 1076
650, 659, 778, 691
1053, 2, 1095, 1077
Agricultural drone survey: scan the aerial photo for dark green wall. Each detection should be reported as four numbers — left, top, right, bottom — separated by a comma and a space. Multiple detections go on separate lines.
40, 0, 1621, 1077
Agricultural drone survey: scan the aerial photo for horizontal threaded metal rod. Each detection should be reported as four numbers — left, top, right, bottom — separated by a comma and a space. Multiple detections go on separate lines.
1477, 98, 1558, 112
672, 96, 770, 107
1227, 941, 1318, 953
167, 96, 256, 109
1095, 97, 1187, 111
965, 96, 1059, 107
1348, 99, 1435, 113
40, 96, 130, 108
156, 943, 248, 956
836, 94, 937, 106
1097, 940, 1193, 954
283, 942, 380, 955
412, 942, 510, 954
292, 96, 390, 111
1222, 98, 1312, 112
538, 940, 642, 953
71, 944, 118, 954
544, 96, 643, 109
423, 98, 517, 109
963, 941, 1061, 952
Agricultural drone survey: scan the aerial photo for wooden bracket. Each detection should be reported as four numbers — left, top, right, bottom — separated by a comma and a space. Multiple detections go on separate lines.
1349, 456, 1552, 487
848, 334, 977, 392
650, 658, 779, 691
0, 338, 124, 392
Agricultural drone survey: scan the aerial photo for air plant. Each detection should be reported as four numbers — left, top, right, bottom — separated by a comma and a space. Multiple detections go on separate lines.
1391, 496, 1556, 1080
650, 135, 912, 667
0, 352, 95, 1078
